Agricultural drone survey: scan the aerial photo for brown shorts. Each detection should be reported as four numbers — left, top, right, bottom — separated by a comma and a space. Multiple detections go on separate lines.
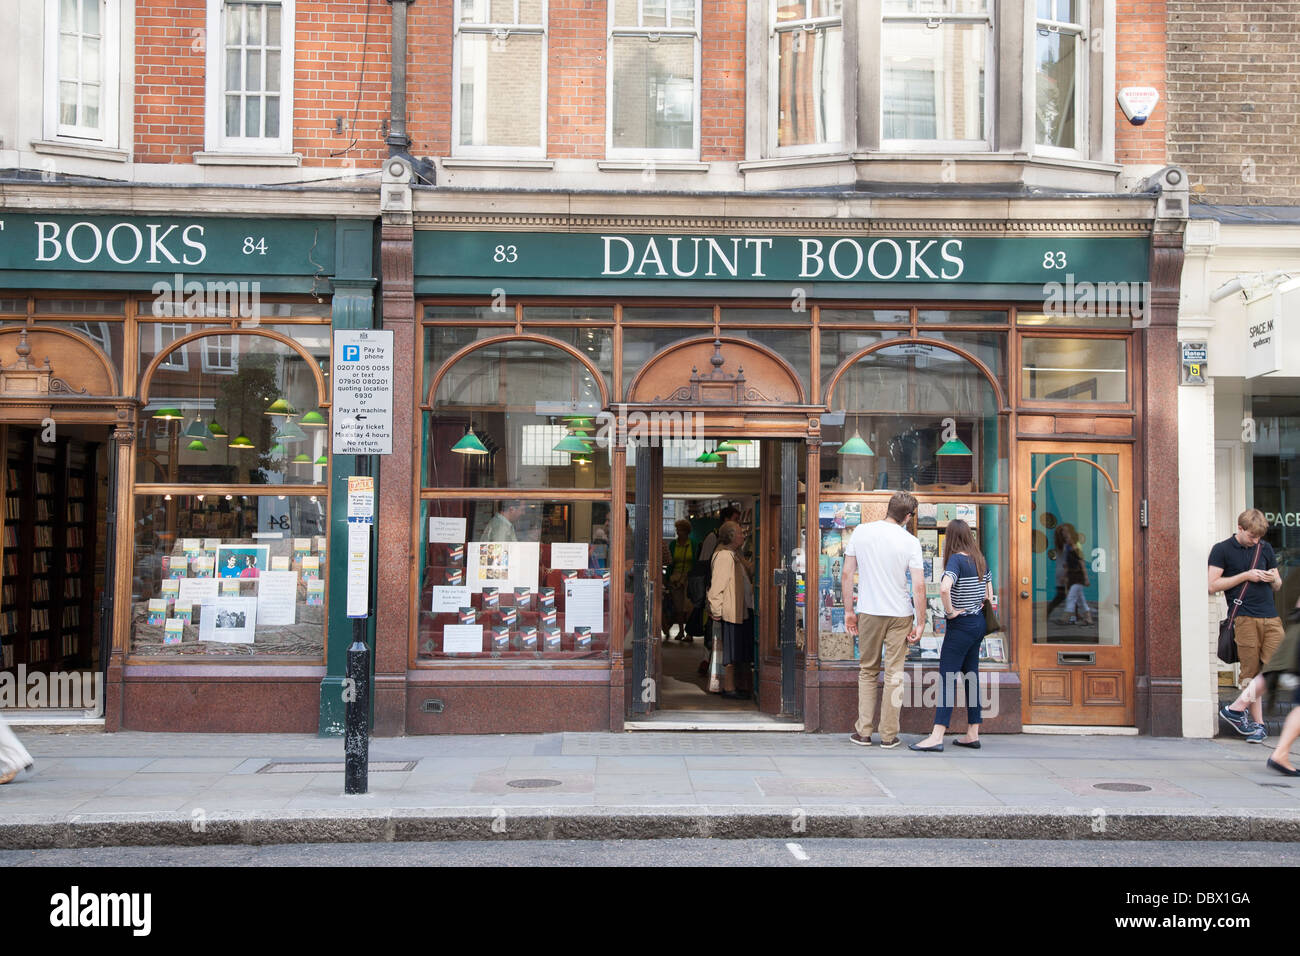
1235, 615, 1285, 685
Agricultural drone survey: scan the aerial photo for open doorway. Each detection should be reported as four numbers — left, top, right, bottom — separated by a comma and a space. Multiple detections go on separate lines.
627, 438, 803, 727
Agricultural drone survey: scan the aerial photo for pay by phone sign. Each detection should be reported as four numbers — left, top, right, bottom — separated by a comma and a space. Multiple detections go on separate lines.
332, 330, 395, 455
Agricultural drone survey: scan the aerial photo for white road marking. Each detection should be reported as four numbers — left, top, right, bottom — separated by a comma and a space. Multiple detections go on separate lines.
786, 842, 810, 861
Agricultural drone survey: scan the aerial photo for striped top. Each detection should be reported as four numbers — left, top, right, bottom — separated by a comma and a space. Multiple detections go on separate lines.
942, 552, 990, 615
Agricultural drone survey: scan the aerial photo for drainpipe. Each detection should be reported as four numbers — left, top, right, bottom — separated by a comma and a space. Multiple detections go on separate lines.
386, 0, 413, 157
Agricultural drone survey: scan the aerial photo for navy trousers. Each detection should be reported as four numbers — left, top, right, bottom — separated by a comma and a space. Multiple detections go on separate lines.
935, 612, 986, 727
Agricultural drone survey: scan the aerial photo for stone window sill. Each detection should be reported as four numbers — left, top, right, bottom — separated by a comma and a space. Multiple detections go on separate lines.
193, 151, 302, 167
30, 139, 129, 163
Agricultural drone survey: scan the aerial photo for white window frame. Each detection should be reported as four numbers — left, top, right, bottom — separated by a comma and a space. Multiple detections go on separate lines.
451, 0, 548, 159
155, 323, 192, 371
606, 0, 702, 161
879, 0, 995, 152
1031, 0, 1087, 158
204, 0, 296, 154
202, 334, 239, 374
43, 0, 120, 145
768, 0, 846, 157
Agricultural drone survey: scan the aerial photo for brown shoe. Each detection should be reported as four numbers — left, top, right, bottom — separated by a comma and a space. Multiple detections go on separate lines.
878, 738, 902, 749
849, 733, 872, 746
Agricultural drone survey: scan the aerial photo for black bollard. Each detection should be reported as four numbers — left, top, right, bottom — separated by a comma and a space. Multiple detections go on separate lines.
344, 627, 370, 794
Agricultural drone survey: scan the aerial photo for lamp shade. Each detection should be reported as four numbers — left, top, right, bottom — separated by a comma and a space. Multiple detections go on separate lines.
298, 410, 327, 428
452, 429, 489, 455
183, 418, 210, 439
314, 454, 328, 465
553, 434, 595, 455
186, 439, 207, 452
695, 451, 722, 463
270, 443, 287, 456
265, 398, 297, 416
152, 407, 183, 421
562, 416, 596, 428
715, 442, 739, 455
291, 453, 312, 463
273, 420, 308, 443
936, 437, 974, 456
838, 432, 875, 456
228, 435, 255, 449
208, 420, 229, 438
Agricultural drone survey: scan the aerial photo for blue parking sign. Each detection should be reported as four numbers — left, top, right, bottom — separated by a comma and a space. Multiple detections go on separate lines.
342, 344, 360, 362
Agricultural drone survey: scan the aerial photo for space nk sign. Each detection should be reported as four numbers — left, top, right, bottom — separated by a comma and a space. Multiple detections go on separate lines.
332, 330, 394, 455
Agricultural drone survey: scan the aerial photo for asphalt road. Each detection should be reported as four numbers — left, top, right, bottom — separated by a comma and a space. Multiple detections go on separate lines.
1, 838, 1297, 867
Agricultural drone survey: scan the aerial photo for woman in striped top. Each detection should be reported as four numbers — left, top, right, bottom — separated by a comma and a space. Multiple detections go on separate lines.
910, 519, 994, 753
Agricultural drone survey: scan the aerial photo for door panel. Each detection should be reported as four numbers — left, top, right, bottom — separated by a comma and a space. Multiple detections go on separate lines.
1018, 443, 1134, 726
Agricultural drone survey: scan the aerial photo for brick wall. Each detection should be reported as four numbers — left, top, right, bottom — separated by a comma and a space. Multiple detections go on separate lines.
1114, 0, 1168, 168
700, 0, 745, 160
1167, 1, 1300, 204
134, 0, 390, 167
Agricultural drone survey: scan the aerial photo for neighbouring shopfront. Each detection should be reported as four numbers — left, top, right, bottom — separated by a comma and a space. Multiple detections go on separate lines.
379, 197, 1186, 737
0, 208, 376, 733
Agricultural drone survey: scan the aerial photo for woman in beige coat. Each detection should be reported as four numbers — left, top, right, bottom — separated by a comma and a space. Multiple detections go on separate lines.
707, 520, 754, 699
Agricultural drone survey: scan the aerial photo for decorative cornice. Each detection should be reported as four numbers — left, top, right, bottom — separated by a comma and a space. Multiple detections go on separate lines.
413, 213, 1152, 236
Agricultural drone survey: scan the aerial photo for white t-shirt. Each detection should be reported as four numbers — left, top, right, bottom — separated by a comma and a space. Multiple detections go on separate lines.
845, 520, 924, 618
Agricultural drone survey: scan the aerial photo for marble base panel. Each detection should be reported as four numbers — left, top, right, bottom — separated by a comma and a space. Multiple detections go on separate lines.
404, 668, 611, 734
119, 666, 325, 733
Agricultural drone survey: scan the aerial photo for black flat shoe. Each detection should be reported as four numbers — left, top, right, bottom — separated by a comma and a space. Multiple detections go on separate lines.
908, 742, 944, 752
952, 738, 981, 749
1267, 758, 1300, 776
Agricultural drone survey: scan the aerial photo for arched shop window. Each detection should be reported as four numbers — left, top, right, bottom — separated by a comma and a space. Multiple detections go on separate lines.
824, 340, 1005, 493
419, 337, 612, 663
817, 340, 1010, 668
131, 328, 330, 660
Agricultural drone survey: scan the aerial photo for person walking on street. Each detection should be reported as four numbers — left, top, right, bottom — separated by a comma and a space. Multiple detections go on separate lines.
706, 520, 754, 699
1210, 509, 1284, 744
843, 491, 926, 748
910, 519, 992, 753
0, 712, 33, 784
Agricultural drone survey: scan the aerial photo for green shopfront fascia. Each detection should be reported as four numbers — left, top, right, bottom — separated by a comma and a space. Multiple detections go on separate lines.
0, 212, 376, 734
403, 223, 1184, 737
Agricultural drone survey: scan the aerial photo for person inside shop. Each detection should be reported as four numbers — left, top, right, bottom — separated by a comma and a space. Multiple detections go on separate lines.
483, 500, 525, 542
910, 519, 992, 753
1211, 509, 1284, 745
665, 518, 697, 643
707, 520, 754, 700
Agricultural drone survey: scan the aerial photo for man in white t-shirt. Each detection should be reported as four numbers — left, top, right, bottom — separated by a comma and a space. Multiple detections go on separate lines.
841, 491, 926, 748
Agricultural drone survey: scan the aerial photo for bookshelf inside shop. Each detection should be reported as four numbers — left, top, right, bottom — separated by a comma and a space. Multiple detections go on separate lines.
0, 428, 99, 674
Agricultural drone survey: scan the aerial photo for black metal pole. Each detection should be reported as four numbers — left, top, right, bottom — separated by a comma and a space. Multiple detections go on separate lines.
344, 455, 371, 795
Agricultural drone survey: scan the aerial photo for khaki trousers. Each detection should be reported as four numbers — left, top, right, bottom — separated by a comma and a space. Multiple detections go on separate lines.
855, 613, 913, 741
1235, 615, 1284, 686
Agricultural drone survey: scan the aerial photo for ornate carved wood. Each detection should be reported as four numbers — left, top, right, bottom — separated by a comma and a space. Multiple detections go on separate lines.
627, 336, 805, 406
0, 328, 109, 397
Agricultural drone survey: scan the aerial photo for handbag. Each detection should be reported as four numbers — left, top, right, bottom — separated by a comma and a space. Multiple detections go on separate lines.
1216, 542, 1262, 665
983, 599, 1001, 634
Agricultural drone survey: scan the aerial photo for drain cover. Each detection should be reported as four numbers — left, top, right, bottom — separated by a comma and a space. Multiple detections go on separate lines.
507, 778, 563, 789
1093, 782, 1152, 792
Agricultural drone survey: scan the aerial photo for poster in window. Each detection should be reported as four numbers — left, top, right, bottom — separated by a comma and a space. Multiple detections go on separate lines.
216, 545, 270, 579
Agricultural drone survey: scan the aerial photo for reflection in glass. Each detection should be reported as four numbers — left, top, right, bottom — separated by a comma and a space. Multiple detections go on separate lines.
1030, 454, 1119, 645
611, 35, 696, 150
1022, 337, 1127, 403
825, 343, 1004, 492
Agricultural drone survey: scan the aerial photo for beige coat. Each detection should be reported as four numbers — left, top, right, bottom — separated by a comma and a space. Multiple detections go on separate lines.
707, 548, 748, 624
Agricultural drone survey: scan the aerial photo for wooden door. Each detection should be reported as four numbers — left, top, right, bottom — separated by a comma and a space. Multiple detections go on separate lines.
1017, 442, 1135, 726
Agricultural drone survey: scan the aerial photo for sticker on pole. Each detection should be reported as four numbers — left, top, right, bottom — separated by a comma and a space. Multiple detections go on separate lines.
347, 475, 375, 523
332, 329, 394, 455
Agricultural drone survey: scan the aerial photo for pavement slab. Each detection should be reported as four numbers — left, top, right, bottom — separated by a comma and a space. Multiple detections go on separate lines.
0, 728, 1297, 848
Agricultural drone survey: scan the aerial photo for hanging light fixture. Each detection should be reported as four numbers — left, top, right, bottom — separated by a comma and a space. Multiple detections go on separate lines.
185, 439, 207, 452
695, 451, 722, 464
298, 410, 327, 428
208, 420, 229, 438
152, 407, 183, 420
838, 432, 875, 456
291, 453, 312, 464
228, 434, 255, 449
715, 441, 739, 455
273, 420, 308, 443
314, 453, 328, 465
452, 427, 489, 455
936, 437, 974, 456
553, 433, 595, 455
183, 417, 210, 440
265, 398, 297, 416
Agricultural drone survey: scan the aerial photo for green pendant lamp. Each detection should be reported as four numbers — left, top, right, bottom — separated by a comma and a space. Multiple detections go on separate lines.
936, 437, 974, 456
298, 410, 327, 428
265, 398, 297, 417
729, 439, 751, 445
183, 417, 210, 439
715, 442, 739, 455
228, 434, 255, 450
291, 453, 312, 464
553, 433, 595, 455
838, 432, 875, 456
562, 415, 596, 429
452, 427, 489, 455
270, 443, 287, 457
186, 439, 207, 452
314, 453, 328, 465
208, 420, 229, 438
273, 420, 308, 443
152, 406, 183, 421
695, 451, 722, 464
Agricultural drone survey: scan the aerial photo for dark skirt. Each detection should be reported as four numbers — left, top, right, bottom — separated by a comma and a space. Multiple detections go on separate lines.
722, 616, 754, 667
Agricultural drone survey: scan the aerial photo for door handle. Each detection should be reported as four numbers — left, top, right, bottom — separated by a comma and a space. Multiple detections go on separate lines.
1020, 590, 1029, 599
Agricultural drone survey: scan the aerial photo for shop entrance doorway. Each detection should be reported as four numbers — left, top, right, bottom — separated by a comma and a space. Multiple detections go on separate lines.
0, 423, 113, 716
627, 438, 803, 727
1016, 442, 1135, 726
